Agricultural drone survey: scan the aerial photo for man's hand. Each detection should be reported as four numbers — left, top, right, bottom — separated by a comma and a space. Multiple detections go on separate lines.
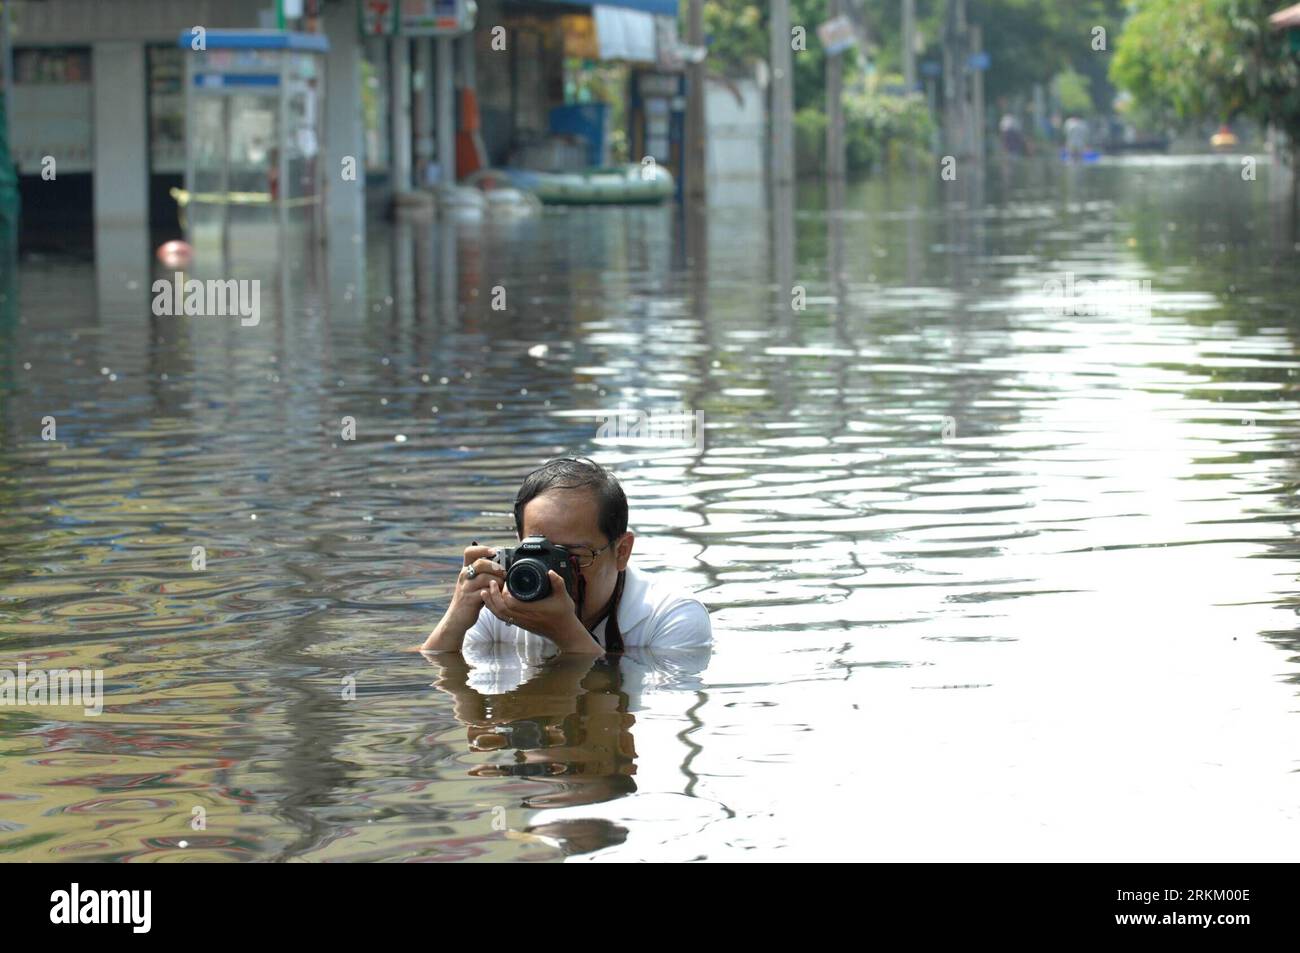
445, 544, 505, 626
420, 543, 506, 652
482, 570, 602, 654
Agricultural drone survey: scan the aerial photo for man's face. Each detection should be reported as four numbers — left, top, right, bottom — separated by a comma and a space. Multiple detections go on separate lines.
519, 489, 632, 627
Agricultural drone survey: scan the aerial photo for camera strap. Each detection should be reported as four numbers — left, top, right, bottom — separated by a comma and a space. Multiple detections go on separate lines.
586, 570, 626, 653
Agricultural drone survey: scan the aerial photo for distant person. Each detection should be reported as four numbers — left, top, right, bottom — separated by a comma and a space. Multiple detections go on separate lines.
421, 457, 711, 655
1064, 115, 1088, 161
267, 146, 279, 200
999, 113, 1026, 156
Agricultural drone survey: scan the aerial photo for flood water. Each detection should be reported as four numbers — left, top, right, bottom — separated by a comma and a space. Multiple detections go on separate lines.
3, 156, 1300, 861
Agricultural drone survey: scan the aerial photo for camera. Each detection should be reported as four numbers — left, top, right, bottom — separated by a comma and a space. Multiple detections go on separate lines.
492, 535, 575, 602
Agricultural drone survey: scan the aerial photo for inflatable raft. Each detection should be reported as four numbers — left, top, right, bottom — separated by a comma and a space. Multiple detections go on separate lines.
502, 164, 675, 206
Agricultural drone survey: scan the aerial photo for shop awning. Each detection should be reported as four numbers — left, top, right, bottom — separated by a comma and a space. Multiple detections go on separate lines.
597, 0, 677, 12
594, 5, 657, 62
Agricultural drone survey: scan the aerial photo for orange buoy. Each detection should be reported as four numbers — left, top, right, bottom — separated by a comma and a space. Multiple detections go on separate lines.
1210, 124, 1238, 150
156, 240, 193, 268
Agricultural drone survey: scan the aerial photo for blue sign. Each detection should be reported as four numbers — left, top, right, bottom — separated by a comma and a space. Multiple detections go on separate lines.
195, 73, 280, 88
178, 29, 329, 52
968, 52, 991, 71
920, 60, 942, 77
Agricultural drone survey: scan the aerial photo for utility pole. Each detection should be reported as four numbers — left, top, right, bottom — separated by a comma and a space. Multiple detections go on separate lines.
685, 0, 706, 203
826, 0, 844, 182
414, 39, 433, 188
2, 0, 17, 262
391, 37, 412, 198
942, 0, 969, 159
770, 0, 795, 187
902, 0, 916, 92
1, 0, 11, 135
970, 24, 984, 163
436, 35, 455, 192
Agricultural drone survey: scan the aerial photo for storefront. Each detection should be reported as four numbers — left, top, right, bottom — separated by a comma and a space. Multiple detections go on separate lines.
148, 45, 187, 237
2, 0, 688, 255
473, 0, 574, 169
479, 0, 685, 182
10, 46, 94, 251
4, 0, 360, 255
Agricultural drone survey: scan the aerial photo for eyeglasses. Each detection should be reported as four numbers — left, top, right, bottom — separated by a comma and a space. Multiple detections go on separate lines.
565, 538, 618, 569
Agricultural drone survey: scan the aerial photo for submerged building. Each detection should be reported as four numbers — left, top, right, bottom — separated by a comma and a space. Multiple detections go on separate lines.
2, 0, 692, 255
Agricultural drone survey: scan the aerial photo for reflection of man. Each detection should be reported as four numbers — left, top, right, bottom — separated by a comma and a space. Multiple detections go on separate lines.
469, 660, 638, 798
421, 639, 712, 852
426, 652, 626, 791
421, 457, 711, 656
422, 644, 710, 843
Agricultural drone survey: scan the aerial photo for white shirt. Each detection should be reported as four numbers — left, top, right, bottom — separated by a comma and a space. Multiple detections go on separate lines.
460, 642, 712, 699
463, 563, 711, 653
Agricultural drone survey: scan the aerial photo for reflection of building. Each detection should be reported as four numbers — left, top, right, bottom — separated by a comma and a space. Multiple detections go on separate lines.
5, 0, 688, 255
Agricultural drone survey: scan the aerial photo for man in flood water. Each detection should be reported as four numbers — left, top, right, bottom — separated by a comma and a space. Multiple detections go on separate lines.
421, 457, 711, 655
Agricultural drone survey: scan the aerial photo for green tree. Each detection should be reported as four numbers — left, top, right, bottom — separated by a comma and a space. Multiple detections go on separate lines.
966, 0, 1124, 110
1054, 67, 1094, 116
701, 2, 767, 78
703, 0, 859, 107
702, 1, 1127, 113
1111, 0, 1300, 182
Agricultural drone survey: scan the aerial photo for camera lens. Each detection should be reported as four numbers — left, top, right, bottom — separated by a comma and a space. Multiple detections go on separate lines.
507, 559, 549, 601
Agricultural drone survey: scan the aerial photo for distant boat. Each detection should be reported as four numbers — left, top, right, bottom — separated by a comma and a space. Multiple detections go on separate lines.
1060, 149, 1102, 163
503, 165, 675, 206
458, 170, 543, 219
1210, 125, 1239, 150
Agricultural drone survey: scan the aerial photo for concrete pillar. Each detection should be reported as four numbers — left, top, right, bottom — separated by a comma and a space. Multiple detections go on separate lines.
970, 24, 984, 163
943, 0, 969, 159
768, 0, 795, 187
685, 0, 706, 202
323, 0, 365, 243
458, 28, 475, 87
902, 0, 916, 92
414, 38, 434, 187
91, 41, 147, 231
92, 40, 147, 302
365, 35, 389, 171
436, 36, 455, 188
390, 37, 411, 196
826, 0, 844, 181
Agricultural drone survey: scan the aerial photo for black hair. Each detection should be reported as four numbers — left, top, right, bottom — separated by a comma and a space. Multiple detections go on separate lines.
513, 457, 628, 544
513, 457, 629, 652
